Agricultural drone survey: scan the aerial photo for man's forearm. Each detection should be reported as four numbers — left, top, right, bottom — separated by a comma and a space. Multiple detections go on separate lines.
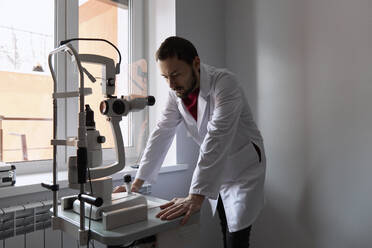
132, 178, 144, 191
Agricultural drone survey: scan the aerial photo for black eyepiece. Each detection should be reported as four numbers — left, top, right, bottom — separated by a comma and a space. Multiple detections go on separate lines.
124, 174, 132, 183
147, 96, 155, 106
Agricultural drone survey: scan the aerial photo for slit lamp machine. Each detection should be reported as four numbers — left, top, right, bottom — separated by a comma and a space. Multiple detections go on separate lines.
42, 38, 155, 245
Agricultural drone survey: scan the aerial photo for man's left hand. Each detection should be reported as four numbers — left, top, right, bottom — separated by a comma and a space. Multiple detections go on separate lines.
156, 194, 205, 225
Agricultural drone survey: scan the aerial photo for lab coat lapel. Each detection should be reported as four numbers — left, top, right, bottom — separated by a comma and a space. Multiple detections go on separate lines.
197, 95, 207, 131
197, 63, 211, 131
176, 64, 211, 133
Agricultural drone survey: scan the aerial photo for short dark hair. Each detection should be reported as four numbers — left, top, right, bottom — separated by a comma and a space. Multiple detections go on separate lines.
156, 36, 198, 65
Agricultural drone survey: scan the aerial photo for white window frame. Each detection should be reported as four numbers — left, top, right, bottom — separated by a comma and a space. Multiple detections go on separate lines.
15, 0, 148, 175
126, 0, 147, 163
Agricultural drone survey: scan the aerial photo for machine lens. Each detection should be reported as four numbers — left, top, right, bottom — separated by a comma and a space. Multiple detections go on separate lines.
100, 101, 109, 115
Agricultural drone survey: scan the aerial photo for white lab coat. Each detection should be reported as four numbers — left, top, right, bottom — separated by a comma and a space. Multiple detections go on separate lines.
136, 63, 266, 232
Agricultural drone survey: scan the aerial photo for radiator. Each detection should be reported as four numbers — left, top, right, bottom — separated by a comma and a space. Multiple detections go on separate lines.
0, 200, 52, 240
0, 184, 151, 241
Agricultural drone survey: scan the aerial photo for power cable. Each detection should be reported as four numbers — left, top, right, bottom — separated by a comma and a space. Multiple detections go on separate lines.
59, 38, 122, 74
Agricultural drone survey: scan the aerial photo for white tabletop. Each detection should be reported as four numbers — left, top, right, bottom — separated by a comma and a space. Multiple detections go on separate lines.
54, 195, 200, 246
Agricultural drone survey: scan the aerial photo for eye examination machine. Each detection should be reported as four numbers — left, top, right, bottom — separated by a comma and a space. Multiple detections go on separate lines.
42, 39, 199, 248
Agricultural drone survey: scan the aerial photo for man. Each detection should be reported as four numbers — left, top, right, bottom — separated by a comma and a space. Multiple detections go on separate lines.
114, 36, 266, 248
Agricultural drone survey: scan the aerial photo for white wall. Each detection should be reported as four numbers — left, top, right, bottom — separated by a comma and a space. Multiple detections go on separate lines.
225, 0, 259, 117
304, 0, 372, 247
175, 0, 226, 247
249, 0, 310, 247
226, 0, 372, 247
176, 0, 225, 68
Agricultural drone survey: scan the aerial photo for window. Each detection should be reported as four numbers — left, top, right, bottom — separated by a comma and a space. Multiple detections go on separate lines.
0, 0, 148, 174
75, 0, 148, 165
0, 1, 54, 163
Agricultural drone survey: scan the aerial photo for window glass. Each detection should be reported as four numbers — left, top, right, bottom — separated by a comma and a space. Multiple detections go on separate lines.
78, 0, 149, 164
78, 0, 129, 149
0, 0, 54, 162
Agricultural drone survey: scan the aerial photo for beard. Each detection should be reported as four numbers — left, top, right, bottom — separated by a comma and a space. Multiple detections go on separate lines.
176, 69, 198, 99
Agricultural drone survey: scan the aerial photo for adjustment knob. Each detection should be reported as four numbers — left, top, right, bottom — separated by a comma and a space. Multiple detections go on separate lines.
124, 174, 132, 183
107, 78, 115, 86
112, 100, 126, 115
97, 136, 106, 144
147, 96, 155, 106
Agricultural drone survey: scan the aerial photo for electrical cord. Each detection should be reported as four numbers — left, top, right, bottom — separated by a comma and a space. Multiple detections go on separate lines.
87, 167, 94, 248
59, 38, 122, 74
43, 226, 45, 248
134, 149, 144, 168
61, 231, 63, 248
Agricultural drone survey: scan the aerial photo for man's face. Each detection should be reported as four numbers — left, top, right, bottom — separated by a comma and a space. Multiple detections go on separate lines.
159, 56, 200, 99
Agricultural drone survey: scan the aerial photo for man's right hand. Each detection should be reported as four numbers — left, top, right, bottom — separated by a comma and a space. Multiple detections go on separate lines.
113, 178, 145, 193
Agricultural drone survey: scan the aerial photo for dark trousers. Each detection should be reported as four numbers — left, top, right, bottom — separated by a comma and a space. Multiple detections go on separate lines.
217, 196, 252, 248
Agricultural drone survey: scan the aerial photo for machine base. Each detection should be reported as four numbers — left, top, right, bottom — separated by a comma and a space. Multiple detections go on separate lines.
72, 192, 148, 230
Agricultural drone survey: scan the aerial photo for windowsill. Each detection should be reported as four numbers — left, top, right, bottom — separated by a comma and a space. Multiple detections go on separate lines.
0, 164, 188, 199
